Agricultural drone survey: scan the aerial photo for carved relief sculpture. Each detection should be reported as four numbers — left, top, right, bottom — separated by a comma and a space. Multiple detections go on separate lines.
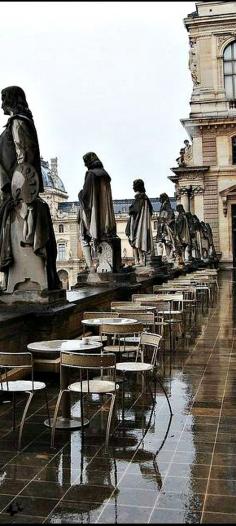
189, 38, 200, 86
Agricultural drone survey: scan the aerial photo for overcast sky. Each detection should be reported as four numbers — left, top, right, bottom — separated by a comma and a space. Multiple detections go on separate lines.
0, 1, 196, 201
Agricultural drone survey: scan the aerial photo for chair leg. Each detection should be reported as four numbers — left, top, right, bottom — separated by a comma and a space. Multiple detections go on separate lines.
105, 393, 116, 447
44, 389, 51, 427
155, 375, 173, 416
12, 392, 16, 431
18, 391, 34, 450
80, 392, 84, 444
50, 390, 66, 448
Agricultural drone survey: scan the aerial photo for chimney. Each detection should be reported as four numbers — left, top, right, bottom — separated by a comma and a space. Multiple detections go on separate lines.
50, 157, 58, 177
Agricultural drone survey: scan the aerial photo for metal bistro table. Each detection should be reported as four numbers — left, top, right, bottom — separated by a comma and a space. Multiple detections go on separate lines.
27, 339, 103, 430
81, 317, 138, 328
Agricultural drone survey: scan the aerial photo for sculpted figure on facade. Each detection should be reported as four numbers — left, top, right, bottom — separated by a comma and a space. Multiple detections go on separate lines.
125, 179, 154, 266
0, 86, 61, 293
78, 152, 120, 272
176, 140, 193, 167
188, 38, 200, 86
155, 193, 176, 263
175, 204, 191, 263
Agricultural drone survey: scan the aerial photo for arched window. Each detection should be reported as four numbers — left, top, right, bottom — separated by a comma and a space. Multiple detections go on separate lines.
232, 137, 236, 164
224, 41, 236, 99
59, 224, 64, 233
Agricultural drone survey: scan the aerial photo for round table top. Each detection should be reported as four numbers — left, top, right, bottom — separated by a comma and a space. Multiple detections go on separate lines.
81, 317, 137, 326
27, 339, 103, 353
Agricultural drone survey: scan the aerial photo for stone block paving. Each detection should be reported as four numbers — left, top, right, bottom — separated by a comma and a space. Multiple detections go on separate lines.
0, 271, 235, 522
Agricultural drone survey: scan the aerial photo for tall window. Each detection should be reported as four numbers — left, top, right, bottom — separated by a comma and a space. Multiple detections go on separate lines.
232, 137, 236, 164
59, 224, 64, 233
224, 41, 236, 99
58, 243, 66, 261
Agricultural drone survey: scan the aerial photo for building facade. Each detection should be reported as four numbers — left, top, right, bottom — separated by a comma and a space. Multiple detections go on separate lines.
169, 0, 236, 267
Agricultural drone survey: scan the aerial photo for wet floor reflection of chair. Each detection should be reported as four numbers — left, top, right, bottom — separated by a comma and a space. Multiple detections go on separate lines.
116, 332, 173, 424
51, 352, 119, 447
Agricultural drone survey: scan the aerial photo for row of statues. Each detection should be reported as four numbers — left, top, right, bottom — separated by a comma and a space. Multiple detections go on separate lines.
0, 85, 217, 297
155, 193, 217, 266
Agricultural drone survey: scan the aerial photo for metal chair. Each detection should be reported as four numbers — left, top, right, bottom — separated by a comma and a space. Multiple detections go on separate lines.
0, 352, 50, 450
116, 332, 172, 421
101, 322, 143, 356
82, 312, 119, 342
51, 352, 118, 447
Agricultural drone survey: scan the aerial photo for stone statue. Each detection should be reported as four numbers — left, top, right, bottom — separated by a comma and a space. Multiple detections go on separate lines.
176, 140, 193, 167
125, 179, 154, 266
156, 193, 176, 263
205, 223, 217, 260
175, 204, 191, 263
176, 148, 186, 167
0, 86, 61, 293
78, 152, 121, 273
191, 214, 203, 260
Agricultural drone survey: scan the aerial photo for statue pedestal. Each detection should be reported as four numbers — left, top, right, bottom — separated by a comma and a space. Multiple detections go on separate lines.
75, 267, 137, 288
0, 288, 68, 311
97, 237, 122, 273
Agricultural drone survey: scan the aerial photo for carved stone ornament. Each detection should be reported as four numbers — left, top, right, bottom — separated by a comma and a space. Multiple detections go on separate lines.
217, 33, 236, 51
189, 38, 200, 86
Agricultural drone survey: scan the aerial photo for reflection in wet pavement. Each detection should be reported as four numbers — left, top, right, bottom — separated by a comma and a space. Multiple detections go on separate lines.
0, 271, 235, 522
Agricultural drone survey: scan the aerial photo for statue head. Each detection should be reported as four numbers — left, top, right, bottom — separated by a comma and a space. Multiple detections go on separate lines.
133, 179, 145, 193
160, 193, 170, 204
192, 214, 200, 226
1, 86, 32, 118
83, 152, 103, 169
176, 204, 185, 214
184, 139, 190, 147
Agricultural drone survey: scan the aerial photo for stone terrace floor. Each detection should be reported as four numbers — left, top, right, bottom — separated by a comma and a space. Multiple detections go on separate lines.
0, 270, 235, 523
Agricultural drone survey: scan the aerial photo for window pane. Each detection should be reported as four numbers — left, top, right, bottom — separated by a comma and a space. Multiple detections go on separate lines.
58, 244, 66, 261
224, 44, 232, 60
224, 62, 233, 74
233, 42, 236, 59
233, 76, 236, 98
225, 75, 233, 98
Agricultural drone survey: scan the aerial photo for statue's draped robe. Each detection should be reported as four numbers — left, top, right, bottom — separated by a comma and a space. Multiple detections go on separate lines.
125, 192, 154, 253
78, 161, 117, 244
175, 212, 191, 247
0, 114, 60, 290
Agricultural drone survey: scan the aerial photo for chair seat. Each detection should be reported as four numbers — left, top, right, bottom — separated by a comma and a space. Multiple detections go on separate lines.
103, 345, 139, 353
0, 380, 45, 392
68, 380, 119, 394
116, 362, 153, 372
86, 335, 108, 342
118, 336, 140, 343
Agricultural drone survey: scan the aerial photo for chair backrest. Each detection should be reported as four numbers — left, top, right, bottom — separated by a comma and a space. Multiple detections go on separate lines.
100, 322, 143, 335
0, 352, 32, 368
61, 351, 116, 369
139, 332, 162, 365
0, 352, 33, 389
110, 302, 135, 308
140, 332, 162, 348
117, 311, 155, 329
83, 312, 119, 319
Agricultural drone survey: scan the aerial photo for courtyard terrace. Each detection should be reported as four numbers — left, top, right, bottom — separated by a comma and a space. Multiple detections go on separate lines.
0, 271, 235, 523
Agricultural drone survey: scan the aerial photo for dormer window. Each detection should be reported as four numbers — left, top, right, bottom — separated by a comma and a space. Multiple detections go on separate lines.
224, 41, 236, 100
